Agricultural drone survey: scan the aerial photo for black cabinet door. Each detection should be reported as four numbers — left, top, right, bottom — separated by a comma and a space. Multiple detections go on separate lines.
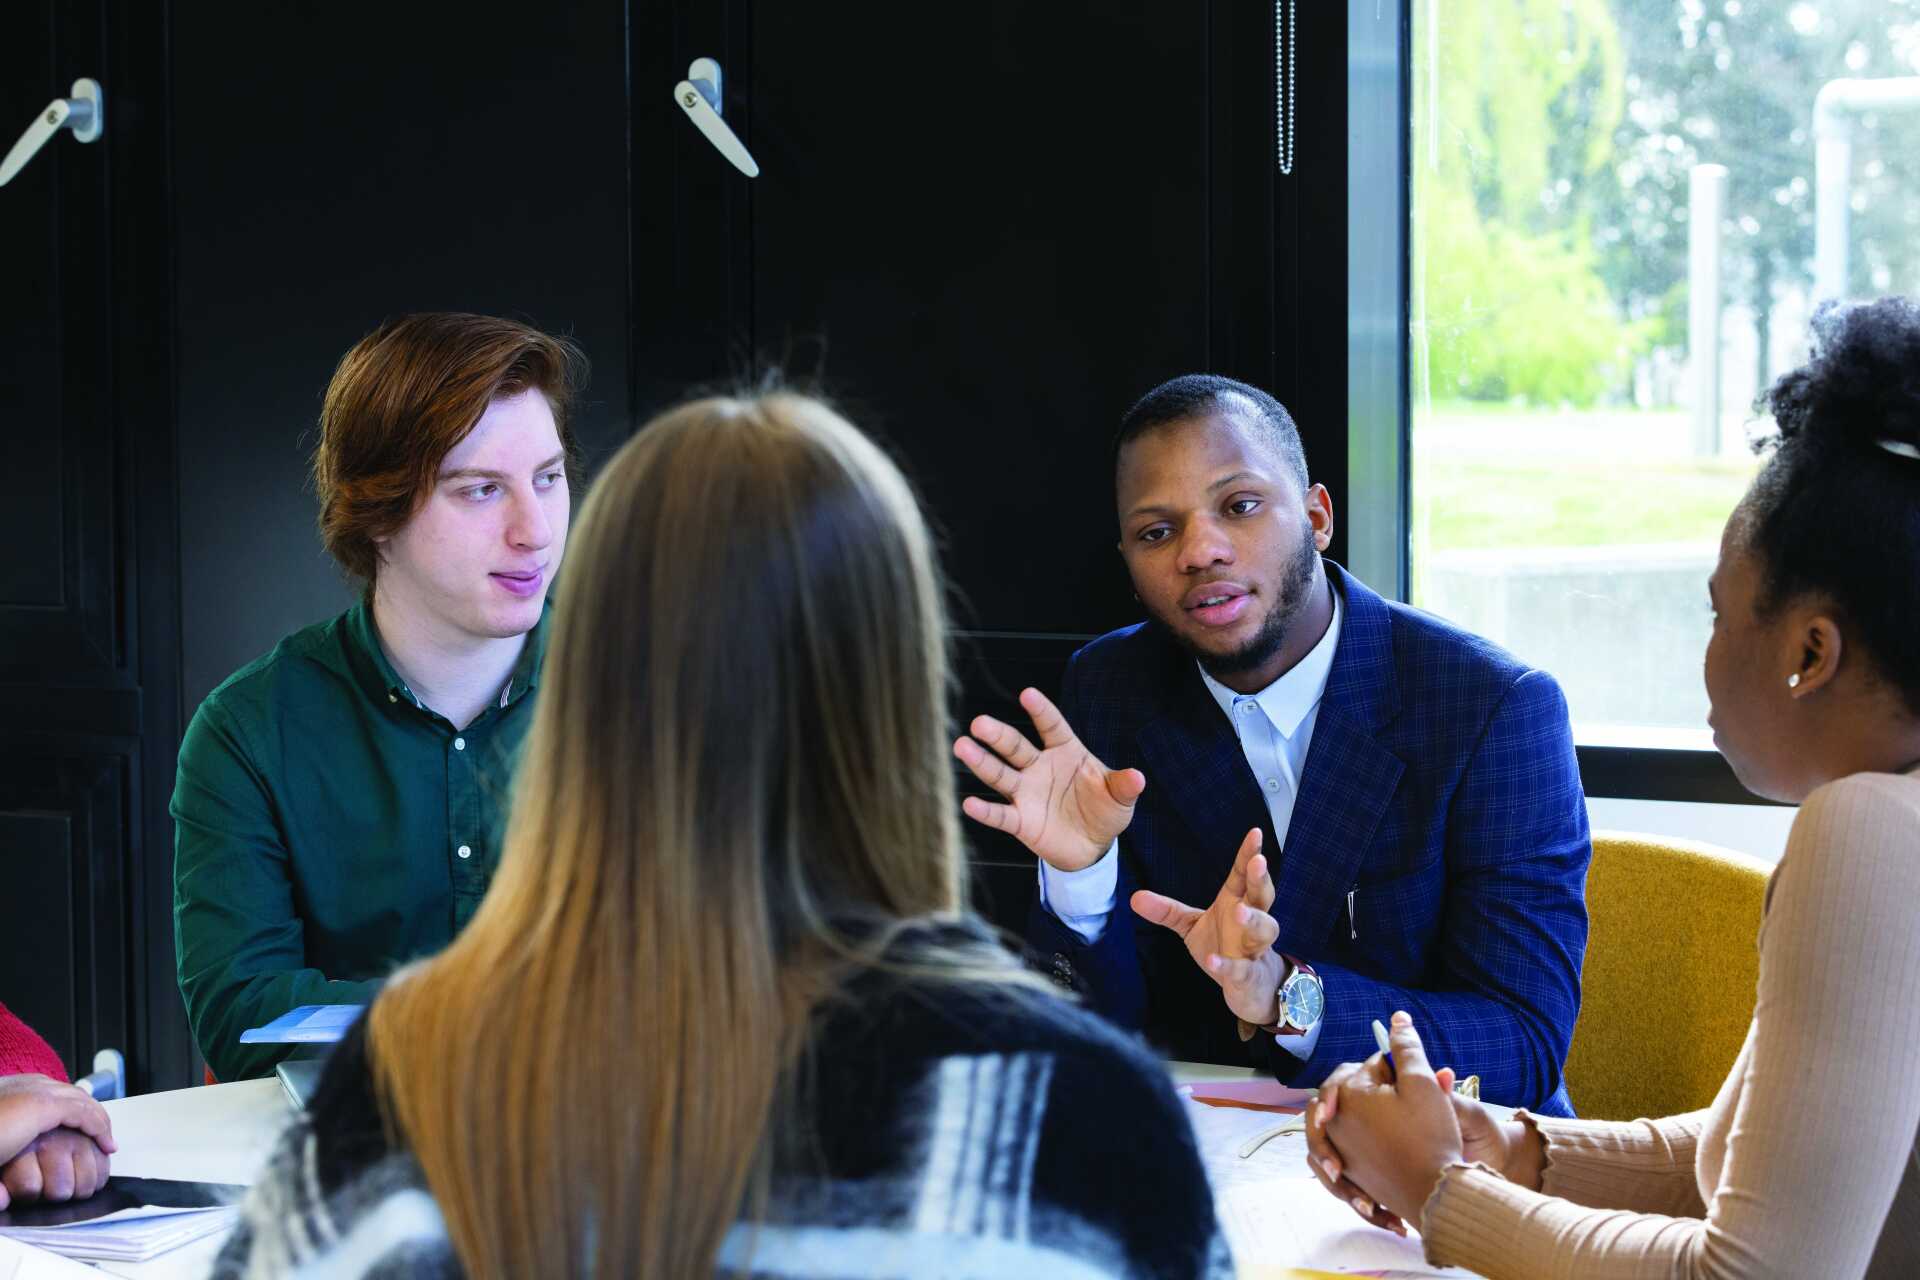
635, 2, 1316, 934
0, 0, 184, 1091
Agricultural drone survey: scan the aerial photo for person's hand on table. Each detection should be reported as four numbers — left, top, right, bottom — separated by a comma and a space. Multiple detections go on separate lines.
0, 1074, 116, 1209
1306, 1014, 1550, 1230
954, 687, 1144, 871
1130, 829, 1287, 1025
2, 1129, 112, 1207
1300, 1013, 1465, 1228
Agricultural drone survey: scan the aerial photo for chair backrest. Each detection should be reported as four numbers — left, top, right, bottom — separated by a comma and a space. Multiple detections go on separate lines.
1563, 831, 1772, 1122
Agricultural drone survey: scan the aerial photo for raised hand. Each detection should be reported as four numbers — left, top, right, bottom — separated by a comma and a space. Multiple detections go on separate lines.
954, 687, 1145, 872
1129, 829, 1287, 1024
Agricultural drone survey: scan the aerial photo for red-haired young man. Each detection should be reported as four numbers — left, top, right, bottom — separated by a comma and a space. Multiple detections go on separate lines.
172, 314, 584, 1081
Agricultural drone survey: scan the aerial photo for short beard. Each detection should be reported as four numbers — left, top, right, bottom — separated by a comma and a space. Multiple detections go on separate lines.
1161, 521, 1320, 681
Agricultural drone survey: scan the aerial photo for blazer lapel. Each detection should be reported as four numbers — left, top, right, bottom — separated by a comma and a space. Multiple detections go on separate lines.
1265, 565, 1406, 953
1135, 654, 1276, 894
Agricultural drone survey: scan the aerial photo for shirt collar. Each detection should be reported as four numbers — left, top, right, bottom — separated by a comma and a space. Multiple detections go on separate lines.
344, 596, 552, 711
1198, 584, 1345, 739
503, 600, 551, 704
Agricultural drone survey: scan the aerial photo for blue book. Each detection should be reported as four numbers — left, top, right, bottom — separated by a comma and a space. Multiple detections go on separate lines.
238, 1004, 365, 1044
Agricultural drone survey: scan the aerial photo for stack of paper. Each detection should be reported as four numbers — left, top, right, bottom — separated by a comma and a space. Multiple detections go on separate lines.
0, 1204, 239, 1263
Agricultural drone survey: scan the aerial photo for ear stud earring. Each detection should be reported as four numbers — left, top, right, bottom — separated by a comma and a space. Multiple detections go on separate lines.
1787, 673, 1802, 689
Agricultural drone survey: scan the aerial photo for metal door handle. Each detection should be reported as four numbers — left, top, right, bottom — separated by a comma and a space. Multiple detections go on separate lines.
673, 58, 758, 178
1, 78, 104, 188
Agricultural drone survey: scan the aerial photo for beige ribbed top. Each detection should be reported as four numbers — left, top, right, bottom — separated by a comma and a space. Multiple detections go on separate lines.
1420, 768, 1920, 1280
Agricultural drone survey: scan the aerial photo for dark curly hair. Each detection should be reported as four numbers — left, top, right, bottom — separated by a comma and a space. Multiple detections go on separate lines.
1747, 296, 1920, 716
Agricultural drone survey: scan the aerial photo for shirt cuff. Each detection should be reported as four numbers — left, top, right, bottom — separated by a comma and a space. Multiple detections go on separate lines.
1036, 840, 1120, 943
1273, 1011, 1325, 1061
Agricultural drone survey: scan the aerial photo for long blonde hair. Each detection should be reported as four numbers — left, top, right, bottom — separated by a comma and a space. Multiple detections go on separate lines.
369, 392, 1028, 1276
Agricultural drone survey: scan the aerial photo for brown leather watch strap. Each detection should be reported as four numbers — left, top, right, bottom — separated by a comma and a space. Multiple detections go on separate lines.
1239, 955, 1312, 1039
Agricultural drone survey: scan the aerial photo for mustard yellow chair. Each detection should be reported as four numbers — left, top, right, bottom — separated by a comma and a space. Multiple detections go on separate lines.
1562, 831, 1773, 1122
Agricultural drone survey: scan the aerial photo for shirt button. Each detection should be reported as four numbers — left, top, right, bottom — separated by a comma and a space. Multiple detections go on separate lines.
456, 845, 472, 859
1266, 779, 1282, 793
454, 737, 466, 751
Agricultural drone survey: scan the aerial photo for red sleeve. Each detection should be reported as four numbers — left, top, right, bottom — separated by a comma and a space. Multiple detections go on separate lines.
0, 1002, 68, 1082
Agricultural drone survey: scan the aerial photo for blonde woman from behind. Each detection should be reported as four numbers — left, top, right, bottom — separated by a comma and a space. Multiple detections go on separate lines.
213, 391, 1233, 1280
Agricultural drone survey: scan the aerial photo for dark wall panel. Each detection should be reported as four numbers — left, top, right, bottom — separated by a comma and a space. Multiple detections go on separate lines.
0, 0, 168, 1086
0, 755, 127, 1082
172, 3, 634, 710
0, 813, 78, 1071
748, 4, 1211, 640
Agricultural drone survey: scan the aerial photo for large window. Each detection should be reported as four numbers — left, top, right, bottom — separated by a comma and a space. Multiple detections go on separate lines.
1408, 0, 1920, 743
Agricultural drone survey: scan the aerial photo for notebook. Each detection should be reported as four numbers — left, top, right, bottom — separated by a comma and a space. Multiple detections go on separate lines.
0, 1178, 244, 1263
238, 1003, 364, 1044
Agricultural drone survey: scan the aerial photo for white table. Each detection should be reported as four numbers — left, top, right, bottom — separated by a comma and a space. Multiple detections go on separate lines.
8, 1064, 1470, 1278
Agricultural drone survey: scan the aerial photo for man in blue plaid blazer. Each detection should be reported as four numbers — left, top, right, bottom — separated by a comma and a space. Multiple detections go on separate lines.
956, 376, 1588, 1115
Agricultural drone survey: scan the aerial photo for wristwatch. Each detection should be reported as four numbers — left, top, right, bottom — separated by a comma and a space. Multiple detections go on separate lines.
1264, 957, 1324, 1037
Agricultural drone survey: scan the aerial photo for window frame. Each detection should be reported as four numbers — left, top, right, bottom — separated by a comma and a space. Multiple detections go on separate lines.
1342, 0, 1785, 809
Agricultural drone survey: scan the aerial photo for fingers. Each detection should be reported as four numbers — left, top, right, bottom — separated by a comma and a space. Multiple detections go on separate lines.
1018, 687, 1079, 750
962, 714, 1041, 769
1245, 851, 1276, 914
1305, 1096, 1401, 1233
1129, 890, 1203, 939
1387, 1011, 1437, 1086
953, 735, 1021, 800
1103, 766, 1146, 807
1204, 952, 1265, 993
73, 1138, 104, 1199
1233, 902, 1278, 953
3, 1149, 43, 1202
45, 1086, 113, 1145
39, 1144, 74, 1202
1346, 1190, 1406, 1235
1319, 1061, 1368, 1103
1305, 1071, 1359, 1179
1361, 1049, 1393, 1086
1436, 1066, 1455, 1094
959, 795, 1019, 834
1223, 829, 1261, 898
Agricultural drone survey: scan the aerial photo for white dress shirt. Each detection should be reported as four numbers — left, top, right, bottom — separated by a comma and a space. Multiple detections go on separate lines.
1037, 586, 1345, 1057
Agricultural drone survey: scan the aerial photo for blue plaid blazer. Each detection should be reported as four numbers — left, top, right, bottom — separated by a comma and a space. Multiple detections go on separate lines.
1028, 563, 1589, 1115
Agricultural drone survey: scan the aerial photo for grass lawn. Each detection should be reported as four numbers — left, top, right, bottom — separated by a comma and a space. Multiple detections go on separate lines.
1411, 403, 1763, 552
1413, 456, 1760, 552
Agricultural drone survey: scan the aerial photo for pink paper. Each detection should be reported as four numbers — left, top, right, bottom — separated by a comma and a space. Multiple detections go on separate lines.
1180, 1079, 1314, 1112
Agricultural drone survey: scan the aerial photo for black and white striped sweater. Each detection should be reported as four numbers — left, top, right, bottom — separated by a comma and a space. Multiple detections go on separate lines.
213, 948, 1232, 1279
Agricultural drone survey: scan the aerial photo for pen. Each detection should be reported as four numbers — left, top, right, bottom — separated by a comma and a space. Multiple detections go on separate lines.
1372, 1018, 1396, 1081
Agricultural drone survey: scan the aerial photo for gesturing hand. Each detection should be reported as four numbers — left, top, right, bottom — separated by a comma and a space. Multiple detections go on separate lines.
954, 687, 1145, 872
1129, 829, 1287, 1025
0, 1074, 116, 1210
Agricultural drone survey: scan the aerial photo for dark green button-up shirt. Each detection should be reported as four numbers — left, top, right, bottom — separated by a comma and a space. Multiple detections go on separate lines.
172, 599, 547, 1080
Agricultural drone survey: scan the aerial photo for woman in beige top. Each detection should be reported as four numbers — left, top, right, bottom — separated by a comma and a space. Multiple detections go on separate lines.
1301, 295, 1920, 1278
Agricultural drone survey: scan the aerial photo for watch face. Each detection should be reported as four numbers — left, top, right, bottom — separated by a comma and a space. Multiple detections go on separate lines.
1284, 973, 1325, 1027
